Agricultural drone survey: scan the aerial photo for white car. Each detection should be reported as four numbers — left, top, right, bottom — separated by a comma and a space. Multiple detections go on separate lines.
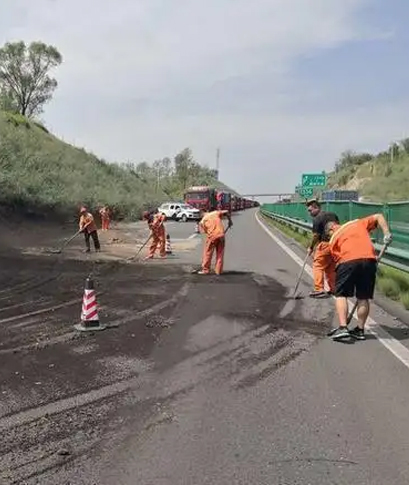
158, 202, 201, 221
175, 204, 201, 222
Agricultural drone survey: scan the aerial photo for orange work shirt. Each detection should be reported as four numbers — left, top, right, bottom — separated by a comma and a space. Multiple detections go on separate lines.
200, 210, 228, 241
329, 215, 378, 265
150, 213, 166, 235
79, 213, 97, 234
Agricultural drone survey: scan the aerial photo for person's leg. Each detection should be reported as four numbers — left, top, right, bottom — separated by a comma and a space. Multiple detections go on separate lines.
311, 243, 326, 296
147, 235, 158, 258
158, 233, 166, 257
214, 237, 225, 275
322, 243, 336, 294
91, 231, 101, 251
350, 259, 377, 340
84, 232, 91, 252
331, 261, 355, 340
200, 238, 214, 274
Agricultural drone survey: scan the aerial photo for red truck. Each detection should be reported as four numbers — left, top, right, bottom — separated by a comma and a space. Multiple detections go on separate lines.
184, 186, 217, 212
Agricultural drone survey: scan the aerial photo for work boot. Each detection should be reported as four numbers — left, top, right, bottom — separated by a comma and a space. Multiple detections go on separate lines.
309, 290, 326, 298
83, 249, 90, 253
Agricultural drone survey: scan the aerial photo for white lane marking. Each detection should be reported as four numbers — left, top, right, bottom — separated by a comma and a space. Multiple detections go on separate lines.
255, 211, 409, 369
188, 233, 198, 239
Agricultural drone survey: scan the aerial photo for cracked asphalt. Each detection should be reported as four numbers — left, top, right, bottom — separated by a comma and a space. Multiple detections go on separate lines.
1, 211, 409, 484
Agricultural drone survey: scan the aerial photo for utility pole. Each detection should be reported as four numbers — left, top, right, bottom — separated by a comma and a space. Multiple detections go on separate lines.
216, 147, 220, 180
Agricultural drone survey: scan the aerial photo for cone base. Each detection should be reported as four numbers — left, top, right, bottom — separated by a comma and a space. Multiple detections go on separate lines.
74, 321, 107, 332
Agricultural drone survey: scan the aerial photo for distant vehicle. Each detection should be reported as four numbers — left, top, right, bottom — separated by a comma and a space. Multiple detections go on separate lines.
175, 204, 201, 222
158, 202, 185, 220
184, 186, 217, 212
158, 202, 201, 221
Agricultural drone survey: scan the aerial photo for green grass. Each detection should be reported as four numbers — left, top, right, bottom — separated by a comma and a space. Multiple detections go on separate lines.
328, 151, 409, 202
0, 111, 233, 220
261, 212, 409, 309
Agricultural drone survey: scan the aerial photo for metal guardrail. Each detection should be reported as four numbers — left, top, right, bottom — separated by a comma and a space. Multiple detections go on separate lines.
260, 209, 409, 274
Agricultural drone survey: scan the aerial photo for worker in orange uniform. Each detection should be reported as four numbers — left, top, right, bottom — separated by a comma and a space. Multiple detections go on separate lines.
324, 213, 392, 341
306, 199, 339, 298
142, 210, 166, 259
79, 206, 101, 253
198, 206, 233, 275
99, 205, 111, 231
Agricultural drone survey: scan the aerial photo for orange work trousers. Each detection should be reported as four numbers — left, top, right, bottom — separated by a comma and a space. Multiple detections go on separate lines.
202, 236, 225, 274
148, 230, 166, 258
313, 241, 336, 292
101, 218, 110, 230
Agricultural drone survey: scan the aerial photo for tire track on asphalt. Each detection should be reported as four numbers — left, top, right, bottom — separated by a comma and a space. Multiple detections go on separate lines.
0, 282, 190, 427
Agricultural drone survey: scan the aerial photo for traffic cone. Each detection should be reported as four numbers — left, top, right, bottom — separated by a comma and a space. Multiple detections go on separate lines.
166, 234, 172, 254
74, 276, 106, 332
195, 222, 200, 234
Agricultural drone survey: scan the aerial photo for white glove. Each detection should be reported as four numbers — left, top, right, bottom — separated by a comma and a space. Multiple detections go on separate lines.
383, 233, 393, 245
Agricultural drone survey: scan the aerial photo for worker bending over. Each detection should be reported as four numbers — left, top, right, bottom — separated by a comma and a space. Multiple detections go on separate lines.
198, 207, 233, 275
324, 213, 392, 341
306, 199, 339, 298
99, 205, 111, 231
79, 206, 101, 253
143, 211, 166, 259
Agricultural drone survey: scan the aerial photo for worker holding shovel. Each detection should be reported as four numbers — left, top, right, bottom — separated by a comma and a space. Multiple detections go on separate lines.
197, 206, 233, 275
323, 213, 392, 341
142, 210, 166, 259
79, 206, 101, 253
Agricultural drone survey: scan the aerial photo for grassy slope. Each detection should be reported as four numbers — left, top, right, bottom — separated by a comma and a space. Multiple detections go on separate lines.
327, 152, 409, 202
260, 213, 409, 310
0, 112, 236, 220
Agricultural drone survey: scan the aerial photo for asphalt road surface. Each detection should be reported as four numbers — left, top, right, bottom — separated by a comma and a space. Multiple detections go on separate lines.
2, 210, 409, 484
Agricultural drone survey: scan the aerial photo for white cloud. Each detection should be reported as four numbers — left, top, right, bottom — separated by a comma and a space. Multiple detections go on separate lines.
0, 0, 402, 194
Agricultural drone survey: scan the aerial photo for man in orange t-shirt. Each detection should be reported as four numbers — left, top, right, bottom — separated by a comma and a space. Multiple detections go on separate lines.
324, 213, 392, 341
198, 207, 233, 275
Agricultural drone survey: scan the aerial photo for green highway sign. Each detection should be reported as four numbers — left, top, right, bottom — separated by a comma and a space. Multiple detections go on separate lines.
302, 173, 327, 187
298, 187, 313, 198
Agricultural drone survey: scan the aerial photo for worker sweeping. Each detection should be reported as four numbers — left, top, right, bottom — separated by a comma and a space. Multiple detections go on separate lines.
198, 206, 233, 275
99, 205, 111, 231
324, 213, 392, 341
142, 210, 166, 259
79, 206, 101, 253
306, 199, 339, 298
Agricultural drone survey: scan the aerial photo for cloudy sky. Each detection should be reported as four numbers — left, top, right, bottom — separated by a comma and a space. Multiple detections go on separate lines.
1, 0, 409, 194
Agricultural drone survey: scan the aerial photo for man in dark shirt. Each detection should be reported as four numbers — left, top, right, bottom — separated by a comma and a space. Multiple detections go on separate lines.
306, 199, 339, 298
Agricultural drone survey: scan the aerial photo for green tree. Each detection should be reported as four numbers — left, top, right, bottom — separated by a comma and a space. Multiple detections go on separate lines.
0, 41, 62, 117
174, 148, 195, 190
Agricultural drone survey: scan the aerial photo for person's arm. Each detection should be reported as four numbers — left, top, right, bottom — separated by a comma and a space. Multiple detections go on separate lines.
308, 233, 319, 256
373, 213, 392, 244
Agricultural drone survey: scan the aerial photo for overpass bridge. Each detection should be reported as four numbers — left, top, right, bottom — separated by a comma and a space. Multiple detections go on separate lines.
241, 193, 295, 201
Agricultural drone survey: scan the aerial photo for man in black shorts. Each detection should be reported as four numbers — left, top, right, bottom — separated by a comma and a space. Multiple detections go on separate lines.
324, 213, 392, 341
306, 199, 339, 298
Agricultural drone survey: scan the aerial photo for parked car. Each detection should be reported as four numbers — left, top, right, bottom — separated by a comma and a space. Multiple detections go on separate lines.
157, 202, 201, 221
175, 204, 201, 222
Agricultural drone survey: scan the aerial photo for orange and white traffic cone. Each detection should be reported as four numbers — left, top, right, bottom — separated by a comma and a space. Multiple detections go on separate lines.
74, 276, 106, 332
195, 222, 200, 234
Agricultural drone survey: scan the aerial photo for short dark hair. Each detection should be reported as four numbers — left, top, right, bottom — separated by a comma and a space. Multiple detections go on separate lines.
323, 221, 337, 240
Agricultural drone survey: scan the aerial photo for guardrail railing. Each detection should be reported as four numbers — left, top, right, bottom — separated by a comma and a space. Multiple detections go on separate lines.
260, 209, 409, 274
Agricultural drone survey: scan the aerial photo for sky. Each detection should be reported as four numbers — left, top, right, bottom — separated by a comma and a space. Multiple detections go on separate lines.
1, 0, 409, 195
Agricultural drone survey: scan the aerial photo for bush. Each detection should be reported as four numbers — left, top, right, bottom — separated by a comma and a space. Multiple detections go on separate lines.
400, 292, 409, 310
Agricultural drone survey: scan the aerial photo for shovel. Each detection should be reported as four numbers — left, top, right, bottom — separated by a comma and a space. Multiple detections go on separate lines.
327, 241, 390, 337
291, 252, 309, 300
47, 222, 91, 254
126, 234, 152, 262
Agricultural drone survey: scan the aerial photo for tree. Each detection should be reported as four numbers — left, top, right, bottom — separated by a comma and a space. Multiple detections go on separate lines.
400, 138, 409, 154
0, 41, 62, 117
174, 148, 195, 190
